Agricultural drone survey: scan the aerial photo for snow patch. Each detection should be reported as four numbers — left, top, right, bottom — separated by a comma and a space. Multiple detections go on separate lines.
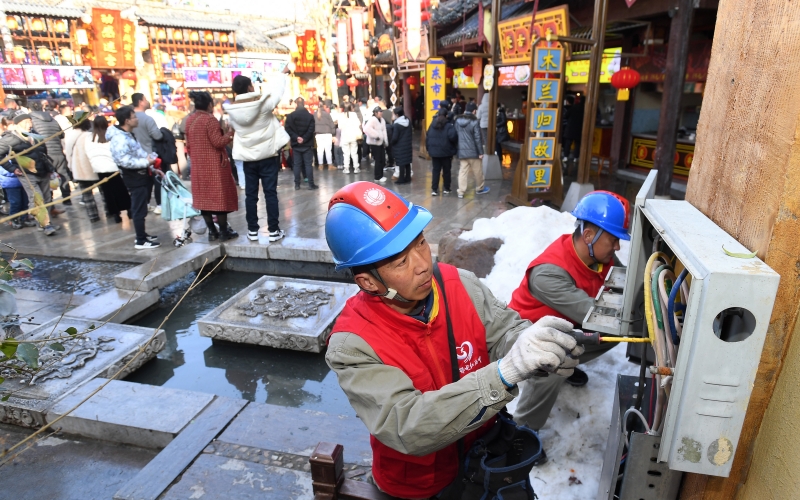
218, 458, 247, 471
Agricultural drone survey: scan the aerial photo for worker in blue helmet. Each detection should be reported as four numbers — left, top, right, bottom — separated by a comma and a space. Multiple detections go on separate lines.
508, 191, 629, 441
324, 181, 582, 498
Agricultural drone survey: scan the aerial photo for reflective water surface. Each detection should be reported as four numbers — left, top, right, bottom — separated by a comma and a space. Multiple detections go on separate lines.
8, 256, 134, 296
126, 271, 355, 416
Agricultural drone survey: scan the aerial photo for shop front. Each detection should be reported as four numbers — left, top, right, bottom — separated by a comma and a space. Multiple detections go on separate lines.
1, 4, 97, 108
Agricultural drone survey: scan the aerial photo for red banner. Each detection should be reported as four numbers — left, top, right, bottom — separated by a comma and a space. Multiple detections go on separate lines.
631, 40, 711, 83
92, 8, 135, 69
295, 30, 323, 73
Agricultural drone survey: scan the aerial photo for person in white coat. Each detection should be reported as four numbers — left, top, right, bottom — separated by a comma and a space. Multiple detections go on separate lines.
85, 115, 131, 223
338, 104, 363, 174
362, 107, 389, 183
223, 67, 290, 242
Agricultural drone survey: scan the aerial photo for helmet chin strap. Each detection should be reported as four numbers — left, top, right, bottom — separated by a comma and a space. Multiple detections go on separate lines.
581, 220, 604, 264
352, 266, 413, 303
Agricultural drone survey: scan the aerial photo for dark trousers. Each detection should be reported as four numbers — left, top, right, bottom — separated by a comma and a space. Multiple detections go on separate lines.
77, 180, 99, 221
6, 187, 26, 219
243, 156, 280, 233
370, 144, 386, 180
431, 156, 452, 191
563, 137, 581, 159
396, 164, 411, 183
121, 170, 153, 244
292, 148, 315, 186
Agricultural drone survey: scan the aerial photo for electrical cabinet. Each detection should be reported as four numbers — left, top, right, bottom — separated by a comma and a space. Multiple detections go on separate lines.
589, 171, 780, 477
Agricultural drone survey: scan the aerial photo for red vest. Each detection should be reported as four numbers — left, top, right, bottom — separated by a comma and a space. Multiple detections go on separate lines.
508, 234, 611, 325
331, 263, 492, 499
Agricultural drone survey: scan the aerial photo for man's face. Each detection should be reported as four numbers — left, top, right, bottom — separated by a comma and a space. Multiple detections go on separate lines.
127, 112, 139, 129
359, 233, 433, 303
17, 118, 32, 132
42, 102, 49, 111
582, 228, 620, 263
139, 97, 150, 110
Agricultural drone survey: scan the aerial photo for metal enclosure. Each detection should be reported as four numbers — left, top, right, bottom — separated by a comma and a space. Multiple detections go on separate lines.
615, 171, 780, 477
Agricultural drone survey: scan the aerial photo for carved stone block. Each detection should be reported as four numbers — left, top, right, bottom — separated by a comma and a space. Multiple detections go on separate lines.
0, 317, 165, 428
197, 276, 358, 353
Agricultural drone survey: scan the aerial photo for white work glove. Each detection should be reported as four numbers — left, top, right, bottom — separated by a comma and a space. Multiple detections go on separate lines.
498, 316, 585, 386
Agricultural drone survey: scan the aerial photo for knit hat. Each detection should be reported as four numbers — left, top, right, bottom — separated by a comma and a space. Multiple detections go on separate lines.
12, 113, 31, 124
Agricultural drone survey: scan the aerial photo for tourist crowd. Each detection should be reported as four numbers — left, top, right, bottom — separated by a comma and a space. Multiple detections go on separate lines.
0, 71, 510, 250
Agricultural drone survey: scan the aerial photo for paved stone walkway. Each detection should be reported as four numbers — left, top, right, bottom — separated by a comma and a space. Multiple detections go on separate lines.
0, 155, 514, 264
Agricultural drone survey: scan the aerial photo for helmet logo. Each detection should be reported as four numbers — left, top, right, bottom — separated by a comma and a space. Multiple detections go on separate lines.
363, 188, 386, 206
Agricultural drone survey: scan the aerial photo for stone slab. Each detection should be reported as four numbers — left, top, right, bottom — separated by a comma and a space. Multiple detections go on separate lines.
160, 453, 313, 500
114, 396, 247, 500
483, 153, 503, 180
267, 237, 335, 263
217, 402, 372, 466
197, 276, 357, 353
0, 423, 157, 500
0, 317, 166, 429
114, 242, 222, 292
67, 288, 161, 323
561, 181, 595, 213
47, 378, 214, 449
222, 242, 270, 260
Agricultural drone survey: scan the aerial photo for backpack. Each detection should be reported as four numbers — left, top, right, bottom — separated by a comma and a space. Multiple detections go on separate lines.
153, 127, 178, 165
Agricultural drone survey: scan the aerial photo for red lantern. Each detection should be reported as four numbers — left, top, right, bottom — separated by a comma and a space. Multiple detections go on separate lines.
462, 65, 473, 78
121, 70, 136, 82
610, 67, 641, 101
406, 75, 419, 86
337, 78, 345, 87
346, 76, 358, 91
91, 69, 102, 81
445, 67, 454, 79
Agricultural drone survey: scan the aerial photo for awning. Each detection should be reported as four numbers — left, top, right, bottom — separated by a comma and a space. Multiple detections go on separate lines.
438, 1, 530, 49
138, 14, 240, 32
4, 0, 84, 18
236, 28, 290, 54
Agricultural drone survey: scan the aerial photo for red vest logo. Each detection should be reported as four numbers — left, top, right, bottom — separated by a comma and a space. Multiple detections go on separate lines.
457, 341, 481, 375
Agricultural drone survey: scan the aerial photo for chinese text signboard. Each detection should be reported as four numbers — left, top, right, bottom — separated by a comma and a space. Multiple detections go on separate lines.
498, 5, 570, 65
295, 30, 323, 73
566, 47, 621, 84
425, 58, 446, 132
92, 9, 135, 69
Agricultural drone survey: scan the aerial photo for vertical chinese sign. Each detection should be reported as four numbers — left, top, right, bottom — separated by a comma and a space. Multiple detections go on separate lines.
294, 30, 323, 73
424, 58, 446, 132
526, 45, 564, 189
92, 9, 135, 70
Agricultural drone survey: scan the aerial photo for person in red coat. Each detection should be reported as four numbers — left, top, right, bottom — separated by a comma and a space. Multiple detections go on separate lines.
185, 91, 238, 241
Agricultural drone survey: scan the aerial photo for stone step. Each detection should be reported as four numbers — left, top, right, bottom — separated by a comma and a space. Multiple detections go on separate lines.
47, 378, 214, 449
223, 236, 333, 263
217, 402, 372, 467
114, 242, 222, 292
67, 288, 160, 323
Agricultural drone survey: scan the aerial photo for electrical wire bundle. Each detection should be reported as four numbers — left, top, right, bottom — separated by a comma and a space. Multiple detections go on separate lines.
621, 244, 690, 469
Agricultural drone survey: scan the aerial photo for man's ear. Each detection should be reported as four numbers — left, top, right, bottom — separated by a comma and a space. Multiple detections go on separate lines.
354, 272, 380, 293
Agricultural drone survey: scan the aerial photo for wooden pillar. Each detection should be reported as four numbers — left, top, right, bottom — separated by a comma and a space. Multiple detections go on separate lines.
653, 0, 694, 197
486, 0, 501, 152
575, 0, 608, 184
680, 1, 800, 498
609, 38, 633, 174
403, 78, 413, 118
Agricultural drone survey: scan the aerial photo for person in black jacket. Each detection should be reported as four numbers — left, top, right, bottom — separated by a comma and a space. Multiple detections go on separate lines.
284, 97, 318, 190
562, 96, 585, 176
29, 101, 71, 205
390, 107, 412, 184
425, 109, 458, 195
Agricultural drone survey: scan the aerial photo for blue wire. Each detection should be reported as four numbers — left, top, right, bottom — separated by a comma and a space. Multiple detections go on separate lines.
668, 269, 689, 345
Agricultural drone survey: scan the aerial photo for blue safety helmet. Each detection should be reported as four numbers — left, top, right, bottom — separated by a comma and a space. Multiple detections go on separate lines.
572, 191, 630, 261
325, 182, 432, 271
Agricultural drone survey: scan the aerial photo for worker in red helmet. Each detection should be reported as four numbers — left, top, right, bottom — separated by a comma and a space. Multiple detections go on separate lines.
324, 181, 584, 499
508, 191, 630, 438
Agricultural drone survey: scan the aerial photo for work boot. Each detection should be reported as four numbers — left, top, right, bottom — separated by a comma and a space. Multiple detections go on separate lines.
50, 207, 65, 217
565, 367, 589, 387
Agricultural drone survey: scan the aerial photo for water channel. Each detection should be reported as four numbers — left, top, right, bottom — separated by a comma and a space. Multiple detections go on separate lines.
12, 257, 356, 417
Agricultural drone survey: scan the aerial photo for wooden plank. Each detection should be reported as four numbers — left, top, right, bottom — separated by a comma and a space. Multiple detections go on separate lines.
654, 0, 695, 196
682, 0, 800, 497
113, 397, 247, 500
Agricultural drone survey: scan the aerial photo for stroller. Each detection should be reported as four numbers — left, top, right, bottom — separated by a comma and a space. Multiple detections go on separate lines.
160, 170, 205, 247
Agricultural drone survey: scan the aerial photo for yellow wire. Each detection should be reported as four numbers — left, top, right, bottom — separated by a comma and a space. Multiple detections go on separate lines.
599, 337, 651, 343
644, 252, 672, 355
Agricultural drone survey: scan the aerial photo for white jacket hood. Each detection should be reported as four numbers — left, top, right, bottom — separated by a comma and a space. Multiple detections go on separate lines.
394, 116, 410, 128
223, 76, 289, 161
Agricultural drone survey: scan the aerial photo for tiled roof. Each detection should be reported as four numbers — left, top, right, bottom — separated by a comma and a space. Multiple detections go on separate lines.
4, 0, 85, 18
137, 14, 240, 32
